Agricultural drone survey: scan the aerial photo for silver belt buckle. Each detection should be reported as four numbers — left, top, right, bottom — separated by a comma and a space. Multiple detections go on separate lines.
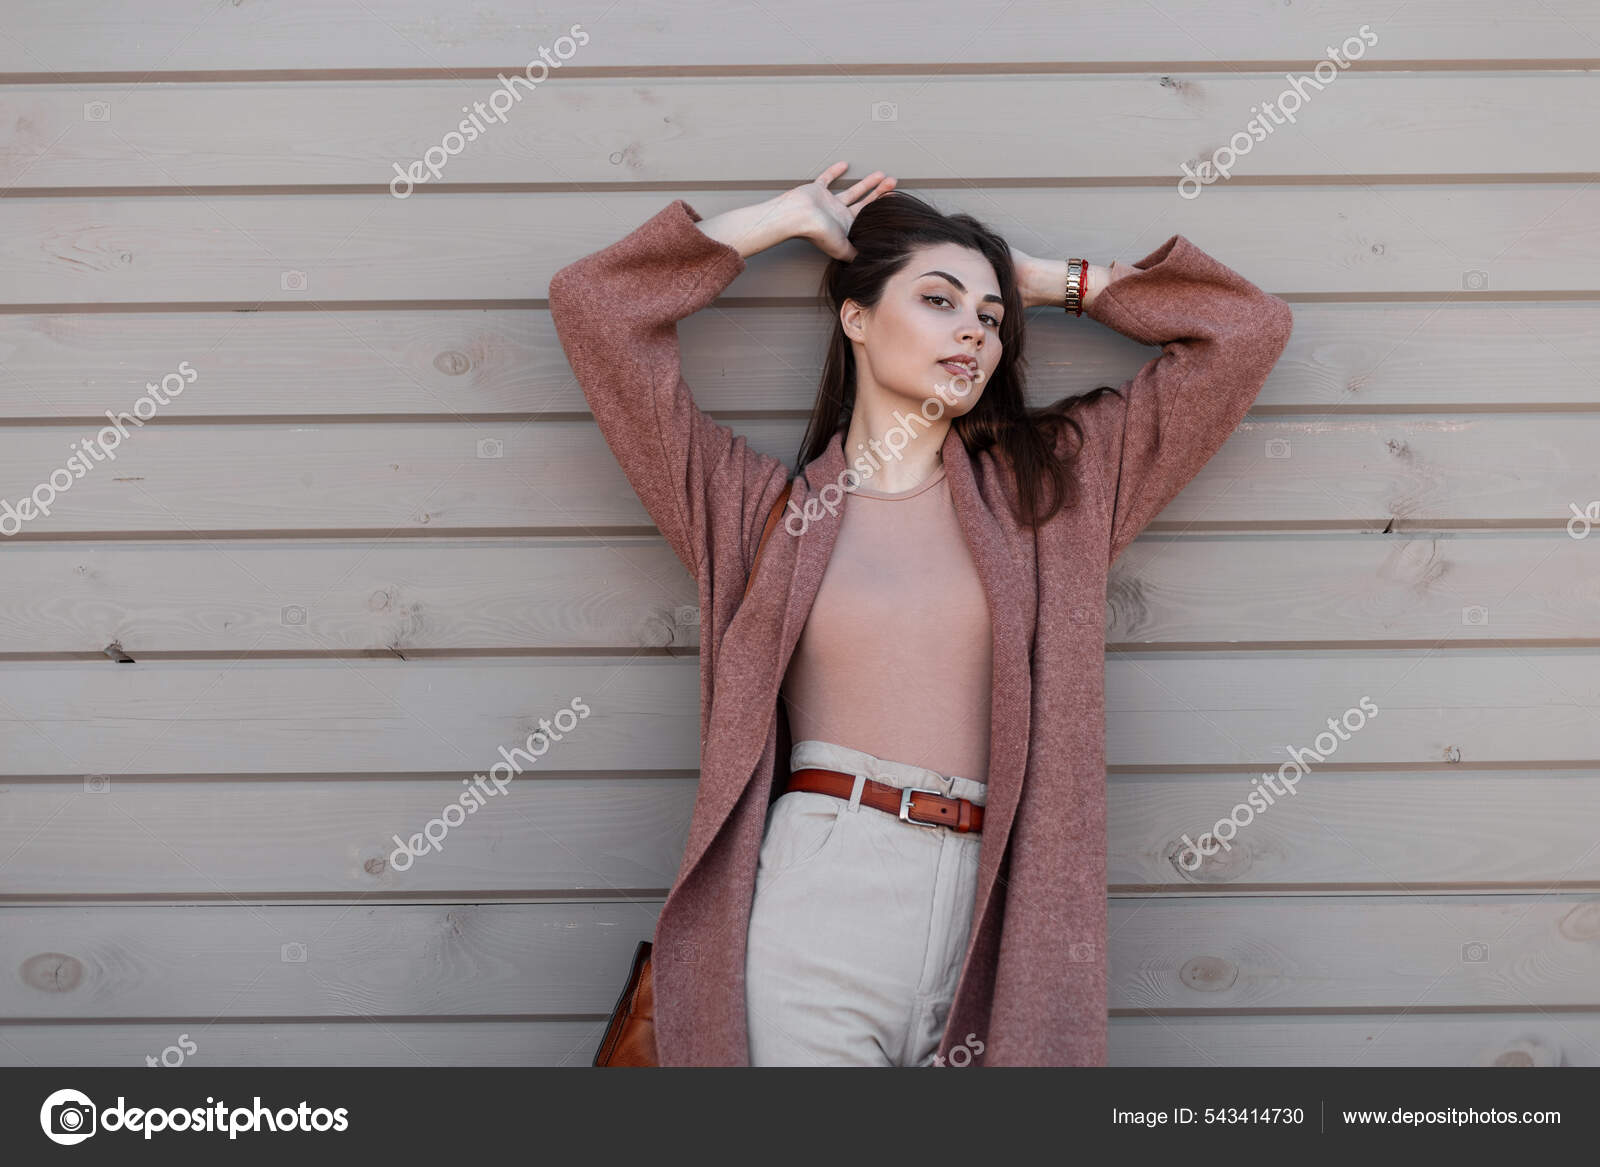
898, 786, 946, 828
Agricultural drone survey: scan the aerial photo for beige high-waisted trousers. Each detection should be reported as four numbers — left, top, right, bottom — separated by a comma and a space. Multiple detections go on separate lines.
743, 738, 987, 1067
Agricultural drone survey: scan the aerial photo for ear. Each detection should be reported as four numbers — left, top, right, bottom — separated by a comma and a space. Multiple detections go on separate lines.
840, 298, 866, 341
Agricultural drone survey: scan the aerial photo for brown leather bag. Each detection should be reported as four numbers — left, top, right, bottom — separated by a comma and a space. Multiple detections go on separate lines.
593, 480, 793, 1067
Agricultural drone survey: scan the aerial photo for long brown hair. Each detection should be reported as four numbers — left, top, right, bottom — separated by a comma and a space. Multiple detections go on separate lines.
794, 188, 1119, 529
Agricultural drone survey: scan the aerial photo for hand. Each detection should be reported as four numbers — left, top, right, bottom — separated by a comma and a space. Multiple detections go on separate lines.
779, 161, 897, 261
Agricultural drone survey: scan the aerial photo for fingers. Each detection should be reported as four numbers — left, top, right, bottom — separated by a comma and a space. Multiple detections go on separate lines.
814, 162, 897, 205
856, 174, 897, 208
845, 175, 896, 220
837, 169, 888, 204
812, 160, 851, 186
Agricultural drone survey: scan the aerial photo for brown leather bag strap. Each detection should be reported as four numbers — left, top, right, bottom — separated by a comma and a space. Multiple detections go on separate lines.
742, 480, 793, 602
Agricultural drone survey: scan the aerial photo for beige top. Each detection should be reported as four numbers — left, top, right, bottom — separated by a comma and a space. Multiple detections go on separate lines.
780, 457, 993, 784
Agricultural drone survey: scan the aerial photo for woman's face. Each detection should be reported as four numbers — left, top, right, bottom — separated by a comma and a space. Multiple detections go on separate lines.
842, 242, 1004, 418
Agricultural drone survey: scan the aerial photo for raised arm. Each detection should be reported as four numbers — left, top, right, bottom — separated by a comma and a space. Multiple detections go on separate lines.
547, 198, 788, 582
547, 165, 897, 588
1047, 235, 1293, 564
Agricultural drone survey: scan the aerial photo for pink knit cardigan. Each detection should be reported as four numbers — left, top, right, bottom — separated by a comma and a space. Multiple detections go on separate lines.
548, 198, 1293, 1066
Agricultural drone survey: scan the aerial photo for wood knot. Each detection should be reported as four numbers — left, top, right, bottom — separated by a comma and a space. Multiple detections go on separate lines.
1482, 1037, 1559, 1067
1557, 901, 1600, 943
1178, 955, 1238, 992
433, 350, 472, 376
1169, 833, 1253, 883
21, 952, 84, 993
640, 612, 676, 648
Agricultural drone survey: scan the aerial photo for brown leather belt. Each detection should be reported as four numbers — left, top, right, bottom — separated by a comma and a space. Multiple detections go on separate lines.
785, 767, 984, 834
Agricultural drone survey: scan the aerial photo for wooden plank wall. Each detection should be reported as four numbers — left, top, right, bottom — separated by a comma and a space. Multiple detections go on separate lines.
2, 0, 1598, 1067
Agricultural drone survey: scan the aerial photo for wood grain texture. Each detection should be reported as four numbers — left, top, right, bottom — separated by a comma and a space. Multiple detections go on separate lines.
2, 0, 1593, 72
2, 187, 1599, 305
7, 75, 1600, 188
5, 303, 1600, 420
1, 414, 1596, 535
3, 897, 1597, 1020
6, 768, 1600, 898
0, 1014, 1589, 1067
1, 653, 1597, 775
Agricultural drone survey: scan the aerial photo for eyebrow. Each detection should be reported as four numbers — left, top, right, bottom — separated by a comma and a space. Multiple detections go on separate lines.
919, 270, 1004, 307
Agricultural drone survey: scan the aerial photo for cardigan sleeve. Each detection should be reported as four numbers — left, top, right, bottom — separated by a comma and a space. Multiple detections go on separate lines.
1063, 234, 1293, 565
547, 198, 788, 582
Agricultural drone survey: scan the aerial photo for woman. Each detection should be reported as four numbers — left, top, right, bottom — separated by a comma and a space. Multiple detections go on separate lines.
549, 162, 1293, 1066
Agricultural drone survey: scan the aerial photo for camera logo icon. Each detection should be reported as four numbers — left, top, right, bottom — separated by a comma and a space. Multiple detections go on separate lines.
40, 1088, 96, 1145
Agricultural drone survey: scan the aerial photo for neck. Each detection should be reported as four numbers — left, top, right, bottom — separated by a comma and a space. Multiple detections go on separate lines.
841, 391, 950, 495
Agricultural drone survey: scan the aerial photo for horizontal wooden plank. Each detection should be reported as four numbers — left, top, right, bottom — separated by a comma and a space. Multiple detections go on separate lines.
9, 75, 1600, 189
3, 187, 1599, 305
5, 896, 1597, 1018
1110, 531, 1600, 646
1, 1013, 1589, 1066
1111, 894, 1600, 1011
2, 0, 1591, 72
5, 302, 1600, 420
0, 531, 1593, 655
1109, 768, 1600, 890
1, 651, 1598, 774
0, 658, 702, 776
0, 776, 696, 898
1108, 649, 1600, 768
6, 767, 1600, 898
0, 538, 700, 654
0, 902, 661, 1018
1109, 1014, 1589, 1067
0, 419, 786, 536
2, 413, 1597, 535
0, 1020, 607, 1068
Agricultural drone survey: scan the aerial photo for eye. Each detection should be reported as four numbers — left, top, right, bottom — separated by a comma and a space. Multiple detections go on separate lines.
923, 293, 1002, 329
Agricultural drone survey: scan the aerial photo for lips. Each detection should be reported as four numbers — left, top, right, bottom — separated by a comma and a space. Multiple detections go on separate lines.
939, 358, 979, 378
